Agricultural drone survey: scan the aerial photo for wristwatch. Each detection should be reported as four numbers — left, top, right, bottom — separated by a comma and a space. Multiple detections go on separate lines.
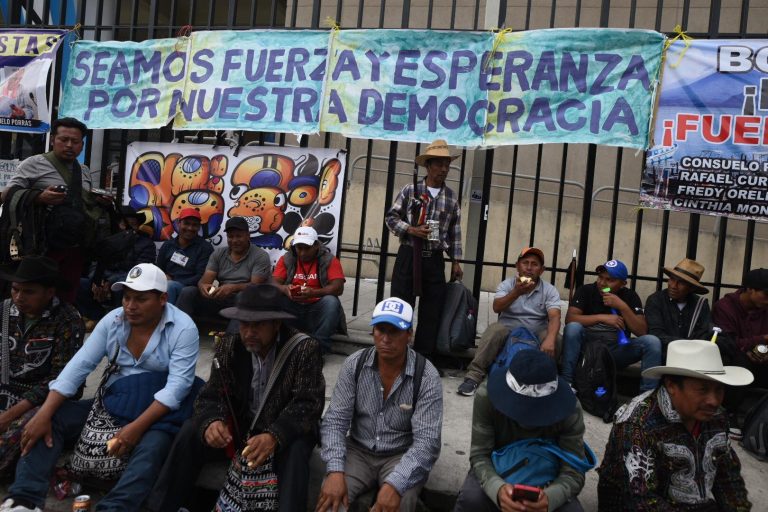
753, 344, 768, 355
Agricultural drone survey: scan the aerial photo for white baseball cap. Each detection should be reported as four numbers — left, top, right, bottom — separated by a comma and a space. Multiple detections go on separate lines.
292, 226, 318, 246
370, 297, 413, 330
111, 263, 168, 293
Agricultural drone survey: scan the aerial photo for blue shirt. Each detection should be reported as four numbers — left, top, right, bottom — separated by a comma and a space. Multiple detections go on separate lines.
156, 236, 214, 287
49, 303, 199, 410
320, 348, 443, 494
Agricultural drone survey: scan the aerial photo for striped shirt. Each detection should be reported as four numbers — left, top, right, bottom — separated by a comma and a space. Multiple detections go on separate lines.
320, 348, 443, 495
385, 179, 462, 261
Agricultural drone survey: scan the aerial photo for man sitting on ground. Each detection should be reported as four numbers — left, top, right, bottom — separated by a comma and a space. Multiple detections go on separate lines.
645, 258, 712, 356
149, 284, 325, 512
560, 259, 662, 392
176, 216, 271, 320
273, 226, 345, 354
458, 247, 562, 396
317, 297, 443, 512
156, 208, 214, 305
598, 339, 753, 511
713, 268, 768, 391
1, 263, 199, 512
454, 350, 588, 511
0, 257, 84, 475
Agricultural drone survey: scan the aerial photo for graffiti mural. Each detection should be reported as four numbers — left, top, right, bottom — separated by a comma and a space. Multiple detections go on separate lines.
124, 142, 346, 263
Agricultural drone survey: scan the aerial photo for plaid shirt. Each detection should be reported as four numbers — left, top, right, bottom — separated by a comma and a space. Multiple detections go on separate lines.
598, 387, 750, 511
385, 179, 462, 261
320, 348, 443, 495
1, 297, 84, 409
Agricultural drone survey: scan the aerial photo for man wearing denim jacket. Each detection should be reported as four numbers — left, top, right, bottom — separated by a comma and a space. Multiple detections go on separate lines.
0, 263, 199, 512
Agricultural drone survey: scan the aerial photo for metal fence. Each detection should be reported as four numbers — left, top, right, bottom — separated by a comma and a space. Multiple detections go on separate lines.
1, 0, 765, 317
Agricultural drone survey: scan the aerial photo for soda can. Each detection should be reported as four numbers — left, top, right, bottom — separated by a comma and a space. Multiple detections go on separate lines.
426, 220, 440, 241
73, 495, 91, 511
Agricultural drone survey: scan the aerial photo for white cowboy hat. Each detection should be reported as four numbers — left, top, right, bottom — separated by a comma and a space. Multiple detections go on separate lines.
642, 339, 753, 386
414, 139, 460, 167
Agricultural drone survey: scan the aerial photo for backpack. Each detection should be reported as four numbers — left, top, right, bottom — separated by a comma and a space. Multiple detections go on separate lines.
491, 437, 597, 487
741, 392, 768, 460
487, 326, 539, 377
354, 347, 426, 407
573, 342, 618, 422
0, 188, 47, 263
436, 282, 478, 354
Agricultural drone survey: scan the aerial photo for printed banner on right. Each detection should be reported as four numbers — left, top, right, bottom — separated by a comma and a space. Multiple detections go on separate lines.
641, 40, 768, 221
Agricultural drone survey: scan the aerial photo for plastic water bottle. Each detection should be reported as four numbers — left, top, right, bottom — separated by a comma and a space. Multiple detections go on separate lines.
611, 308, 630, 345
603, 287, 629, 345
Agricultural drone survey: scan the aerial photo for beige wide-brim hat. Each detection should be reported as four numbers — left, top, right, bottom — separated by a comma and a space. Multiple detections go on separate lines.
662, 258, 708, 295
642, 339, 754, 386
414, 139, 460, 167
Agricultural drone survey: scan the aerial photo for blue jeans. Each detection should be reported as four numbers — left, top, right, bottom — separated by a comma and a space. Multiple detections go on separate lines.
9, 399, 174, 511
561, 322, 662, 391
282, 295, 343, 353
165, 281, 192, 305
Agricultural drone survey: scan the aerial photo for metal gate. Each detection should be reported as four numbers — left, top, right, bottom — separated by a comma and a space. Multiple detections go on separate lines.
1, 0, 765, 317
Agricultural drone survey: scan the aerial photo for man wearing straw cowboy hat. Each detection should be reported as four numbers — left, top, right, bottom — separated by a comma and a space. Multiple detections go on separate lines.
597, 339, 753, 511
148, 283, 324, 512
645, 258, 712, 355
385, 139, 463, 359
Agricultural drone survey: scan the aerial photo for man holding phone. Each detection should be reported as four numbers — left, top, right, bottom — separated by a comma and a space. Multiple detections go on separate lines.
455, 350, 588, 512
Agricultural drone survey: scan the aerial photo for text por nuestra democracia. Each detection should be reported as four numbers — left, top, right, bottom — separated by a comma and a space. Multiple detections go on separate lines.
70, 46, 653, 136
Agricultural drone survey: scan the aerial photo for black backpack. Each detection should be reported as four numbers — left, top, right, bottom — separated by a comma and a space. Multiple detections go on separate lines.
436, 282, 478, 354
573, 342, 618, 422
0, 188, 47, 264
741, 392, 768, 460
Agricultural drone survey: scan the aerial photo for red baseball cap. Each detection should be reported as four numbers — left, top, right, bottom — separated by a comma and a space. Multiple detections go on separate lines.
518, 247, 545, 265
178, 208, 201, 221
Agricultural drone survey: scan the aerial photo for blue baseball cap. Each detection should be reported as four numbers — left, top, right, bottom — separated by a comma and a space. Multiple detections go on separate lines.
596, 259, 628, 281
370, 297, 413, 331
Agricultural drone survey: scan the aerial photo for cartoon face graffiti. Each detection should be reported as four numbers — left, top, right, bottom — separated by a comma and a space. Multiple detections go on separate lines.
227, 187, 287, 235
171, 190, 225, 238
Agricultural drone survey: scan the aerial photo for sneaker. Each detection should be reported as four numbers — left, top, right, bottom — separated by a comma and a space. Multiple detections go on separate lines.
457, 378, 478, 396
0, 499, 42, 512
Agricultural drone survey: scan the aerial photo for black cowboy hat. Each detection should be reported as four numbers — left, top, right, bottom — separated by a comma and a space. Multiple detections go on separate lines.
220, 284, 296, 322
0, 256, 70, 290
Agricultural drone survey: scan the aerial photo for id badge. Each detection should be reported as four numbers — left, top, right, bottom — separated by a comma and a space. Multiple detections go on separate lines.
170, 251, 189, 267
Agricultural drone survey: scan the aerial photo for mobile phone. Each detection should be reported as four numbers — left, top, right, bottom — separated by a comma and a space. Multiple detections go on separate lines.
289, 285, 301, 297
512, 484, 541, 502
53, 184, 67, 193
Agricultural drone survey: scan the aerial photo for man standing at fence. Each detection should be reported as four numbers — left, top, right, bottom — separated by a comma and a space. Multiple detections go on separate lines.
1, 118, 109, 302
385, 140, 463, 360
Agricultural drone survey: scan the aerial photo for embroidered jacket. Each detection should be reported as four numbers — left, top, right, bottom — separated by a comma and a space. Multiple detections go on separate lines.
194, 326, 325, 449
597, 387, 751, 511
1, 297, 84, 410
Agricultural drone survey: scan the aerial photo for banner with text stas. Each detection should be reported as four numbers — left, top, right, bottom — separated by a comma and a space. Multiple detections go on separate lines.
59, 38, 187, 128
173, 30, 329, 132
0, 29, 66, 133
641, 40, 768, 221
124, 142, 346, 265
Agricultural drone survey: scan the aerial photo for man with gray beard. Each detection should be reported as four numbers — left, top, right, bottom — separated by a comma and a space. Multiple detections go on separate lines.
148, 284, 325, 512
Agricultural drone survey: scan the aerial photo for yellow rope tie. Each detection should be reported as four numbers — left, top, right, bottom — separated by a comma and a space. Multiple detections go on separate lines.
484, 27, 512, 71
662, 24, 693, 69
324, 17, 341, 32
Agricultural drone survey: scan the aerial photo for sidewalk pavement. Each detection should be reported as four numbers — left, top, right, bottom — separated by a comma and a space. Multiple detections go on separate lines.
4, 278, 767, 510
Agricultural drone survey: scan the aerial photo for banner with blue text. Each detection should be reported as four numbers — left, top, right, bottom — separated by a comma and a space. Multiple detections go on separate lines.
641, 40, 768, 221
0, 29, 66, 133
60, 28, 664, 149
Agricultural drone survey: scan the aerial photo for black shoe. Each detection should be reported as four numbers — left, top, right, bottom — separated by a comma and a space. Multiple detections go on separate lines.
457, 378, 478, 396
